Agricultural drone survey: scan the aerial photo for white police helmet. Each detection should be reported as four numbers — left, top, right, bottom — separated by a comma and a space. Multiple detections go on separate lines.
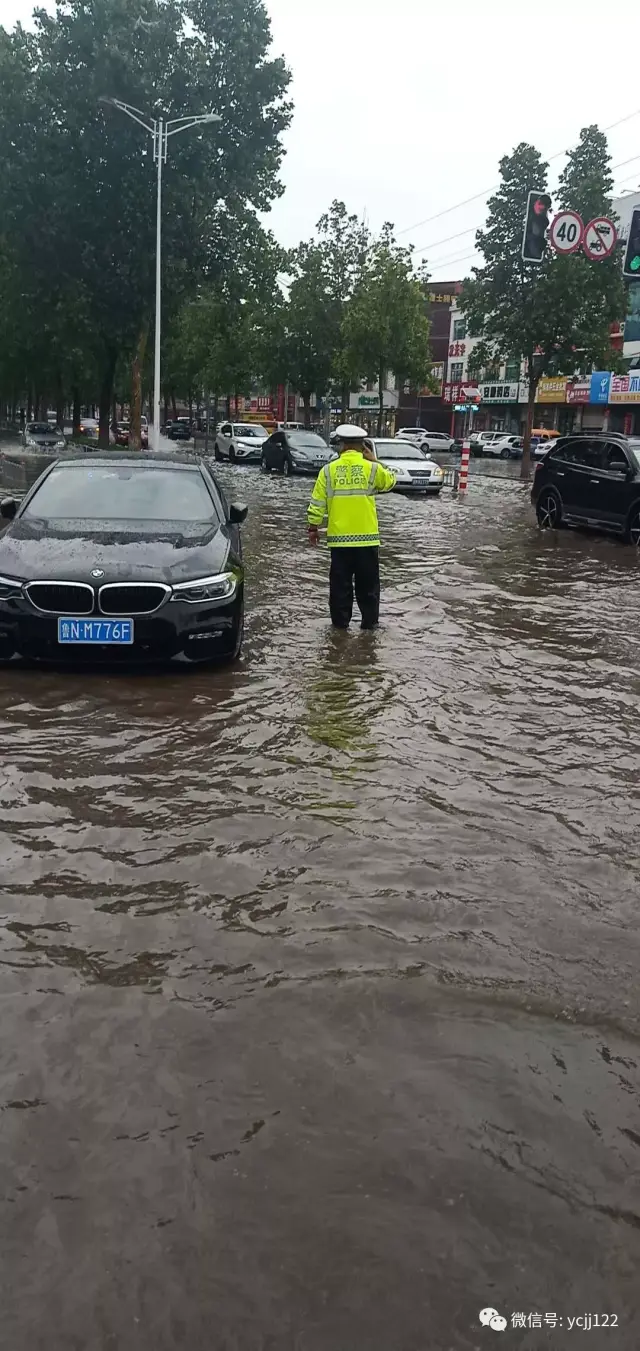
334, 424, 369, 442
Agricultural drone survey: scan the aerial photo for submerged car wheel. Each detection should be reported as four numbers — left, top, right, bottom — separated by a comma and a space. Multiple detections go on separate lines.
214, 444, 223, 461
536, 489, 562, 530
282, 457, 291, 476
221, 607, 244, 665
500, 446, 511, 459
627, 507, 640, 546
260, 454, 270, 474
229, 446, 237, 463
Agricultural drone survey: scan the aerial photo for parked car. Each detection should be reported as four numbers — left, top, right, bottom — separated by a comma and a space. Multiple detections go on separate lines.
395, 427, 426, 444
214, 422, 269, 463
78, 417, 99, 440
417, 430, 455, 453
0, 452, 247, 664
470, 431, 504, 452
114, 421, 149, 449
162, 420, 192, 442
368, 438, 444, 493
22, 422, 66, 452
261, 429, 333, 476
482, 434, 524, 459
531, 434, 640, 543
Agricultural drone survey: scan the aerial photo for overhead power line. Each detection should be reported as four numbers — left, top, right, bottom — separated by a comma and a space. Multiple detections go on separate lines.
397, 105, 640, 239
412, 150, 640, 260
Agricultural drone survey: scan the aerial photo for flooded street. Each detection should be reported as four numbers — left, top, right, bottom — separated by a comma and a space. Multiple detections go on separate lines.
2, 465, 640, 1349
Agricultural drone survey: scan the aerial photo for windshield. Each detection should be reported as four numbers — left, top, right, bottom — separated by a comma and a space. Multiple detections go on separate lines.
234, 424, 268, 438
24, 465, 216, 522
27, 423, 58, 435
288, 433, 327, 450
376, 441, 427, 460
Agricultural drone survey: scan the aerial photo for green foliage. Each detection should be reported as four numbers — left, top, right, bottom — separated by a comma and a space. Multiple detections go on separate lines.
343, 225, 432, 433
0, 0, 291, 433
460, 130, 625, 475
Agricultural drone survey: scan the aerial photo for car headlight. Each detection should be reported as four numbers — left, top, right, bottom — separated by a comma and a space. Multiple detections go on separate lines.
170, 572, 237, 603
432, 467, 443, 478
0, 574, 24, 600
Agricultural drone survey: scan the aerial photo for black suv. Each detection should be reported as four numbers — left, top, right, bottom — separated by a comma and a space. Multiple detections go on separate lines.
531, 433, 640, 544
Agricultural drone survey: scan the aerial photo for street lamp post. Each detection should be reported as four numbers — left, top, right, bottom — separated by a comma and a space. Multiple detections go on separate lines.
100, 98, 221, 452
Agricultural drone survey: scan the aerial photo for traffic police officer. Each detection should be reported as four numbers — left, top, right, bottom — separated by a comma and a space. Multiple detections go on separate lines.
307, 424, 396, 629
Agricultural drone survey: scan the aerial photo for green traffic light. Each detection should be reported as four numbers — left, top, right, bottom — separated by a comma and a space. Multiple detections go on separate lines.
631, 256, 640, 272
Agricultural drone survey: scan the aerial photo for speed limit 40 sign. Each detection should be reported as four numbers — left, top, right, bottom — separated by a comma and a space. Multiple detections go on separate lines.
549, 210, 584, 254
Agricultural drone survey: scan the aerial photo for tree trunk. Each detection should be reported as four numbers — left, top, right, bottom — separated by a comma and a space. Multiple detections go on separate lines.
171, 393, 178, 421
520, 376, 539, 481
55, 372, 65, 431
341, 382, 349, 419
226, 394, 231, 418
72, 388, 81, 434
98, 348, 118, 448
163, 395, 169, 427
377, 367, 384, 437
302, 391, 311, 429
129, 324, 148, 451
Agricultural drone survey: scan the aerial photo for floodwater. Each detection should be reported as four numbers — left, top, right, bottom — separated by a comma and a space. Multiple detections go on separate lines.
1, 465, 640, 1350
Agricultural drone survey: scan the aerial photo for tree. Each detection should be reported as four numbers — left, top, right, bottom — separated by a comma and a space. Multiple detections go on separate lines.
343, 225, 432, 434
461, 132, 625, 480
314, 202, 371, 415
0, 0, 291, 441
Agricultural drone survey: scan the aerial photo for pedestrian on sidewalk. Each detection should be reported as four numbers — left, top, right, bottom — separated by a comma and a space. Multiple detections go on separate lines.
307, 424, 396, 629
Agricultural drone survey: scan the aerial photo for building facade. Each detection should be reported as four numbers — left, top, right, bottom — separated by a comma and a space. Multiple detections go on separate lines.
396, 282, 463, 433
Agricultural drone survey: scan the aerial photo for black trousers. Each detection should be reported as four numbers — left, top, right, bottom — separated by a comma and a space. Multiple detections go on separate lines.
329, 547, 380, 629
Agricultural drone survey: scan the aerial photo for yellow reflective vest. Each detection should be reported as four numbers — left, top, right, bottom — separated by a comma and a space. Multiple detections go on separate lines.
307, 451, 396, 548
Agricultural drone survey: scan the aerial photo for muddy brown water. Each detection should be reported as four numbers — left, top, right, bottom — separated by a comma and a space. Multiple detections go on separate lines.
1, 465, 640, 1350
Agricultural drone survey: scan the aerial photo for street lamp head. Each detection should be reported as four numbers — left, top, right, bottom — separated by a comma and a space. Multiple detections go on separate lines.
203, 113, 222, 123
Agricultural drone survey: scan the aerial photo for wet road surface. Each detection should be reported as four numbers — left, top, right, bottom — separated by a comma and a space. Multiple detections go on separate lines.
1, 465, 640, 1349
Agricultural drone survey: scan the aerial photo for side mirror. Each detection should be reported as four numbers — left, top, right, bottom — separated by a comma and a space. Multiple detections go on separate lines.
229, 502, 248, 524
1, 498, 17, 520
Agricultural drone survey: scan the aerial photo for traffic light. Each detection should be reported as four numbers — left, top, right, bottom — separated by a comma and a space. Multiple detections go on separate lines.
623, 208, 640, 278
522, 190, 552, 263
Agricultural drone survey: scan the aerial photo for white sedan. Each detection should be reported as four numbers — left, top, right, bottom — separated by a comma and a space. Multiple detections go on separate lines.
214, 422, 269, 463
368, 438, 444, 493
482, 434, 524, 459
395, 427, 455, 453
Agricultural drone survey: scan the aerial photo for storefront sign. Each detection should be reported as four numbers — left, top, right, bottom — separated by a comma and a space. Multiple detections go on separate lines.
479, 382, 519, 403
590, 372, 611, 404
444, 382, 479, 405
537, 377, 568, 402
566, 379, 591, 404
350, 389, 398, 410
609, 373, 640, 404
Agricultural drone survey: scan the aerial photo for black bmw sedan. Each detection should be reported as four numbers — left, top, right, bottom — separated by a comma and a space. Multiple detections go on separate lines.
0, 452, 247, 665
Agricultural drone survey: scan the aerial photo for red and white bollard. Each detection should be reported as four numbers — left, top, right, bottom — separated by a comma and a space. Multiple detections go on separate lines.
458, 439, 471, 493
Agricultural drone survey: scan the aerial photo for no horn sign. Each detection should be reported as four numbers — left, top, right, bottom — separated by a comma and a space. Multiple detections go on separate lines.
549, 211, 617, 260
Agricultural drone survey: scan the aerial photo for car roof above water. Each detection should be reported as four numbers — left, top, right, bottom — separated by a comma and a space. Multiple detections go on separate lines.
56, 451, 205, 470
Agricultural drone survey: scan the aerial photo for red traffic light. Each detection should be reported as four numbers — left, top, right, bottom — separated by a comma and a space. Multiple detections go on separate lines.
533, 198, 547, 216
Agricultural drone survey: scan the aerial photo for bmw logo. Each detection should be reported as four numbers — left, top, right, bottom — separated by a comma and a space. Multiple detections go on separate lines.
90, 568, 105, 579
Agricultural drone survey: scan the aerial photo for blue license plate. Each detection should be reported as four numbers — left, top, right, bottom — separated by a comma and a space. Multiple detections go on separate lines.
411, 478, 429, 486
58, 618, 134, 645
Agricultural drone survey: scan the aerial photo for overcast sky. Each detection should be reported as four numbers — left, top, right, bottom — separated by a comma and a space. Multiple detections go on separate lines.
5, 0, 640, 280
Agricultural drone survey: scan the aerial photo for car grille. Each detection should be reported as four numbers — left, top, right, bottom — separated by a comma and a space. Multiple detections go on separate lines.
98, 583, 170, 615
407, 468, 432, 478
25, 582, 94, 615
